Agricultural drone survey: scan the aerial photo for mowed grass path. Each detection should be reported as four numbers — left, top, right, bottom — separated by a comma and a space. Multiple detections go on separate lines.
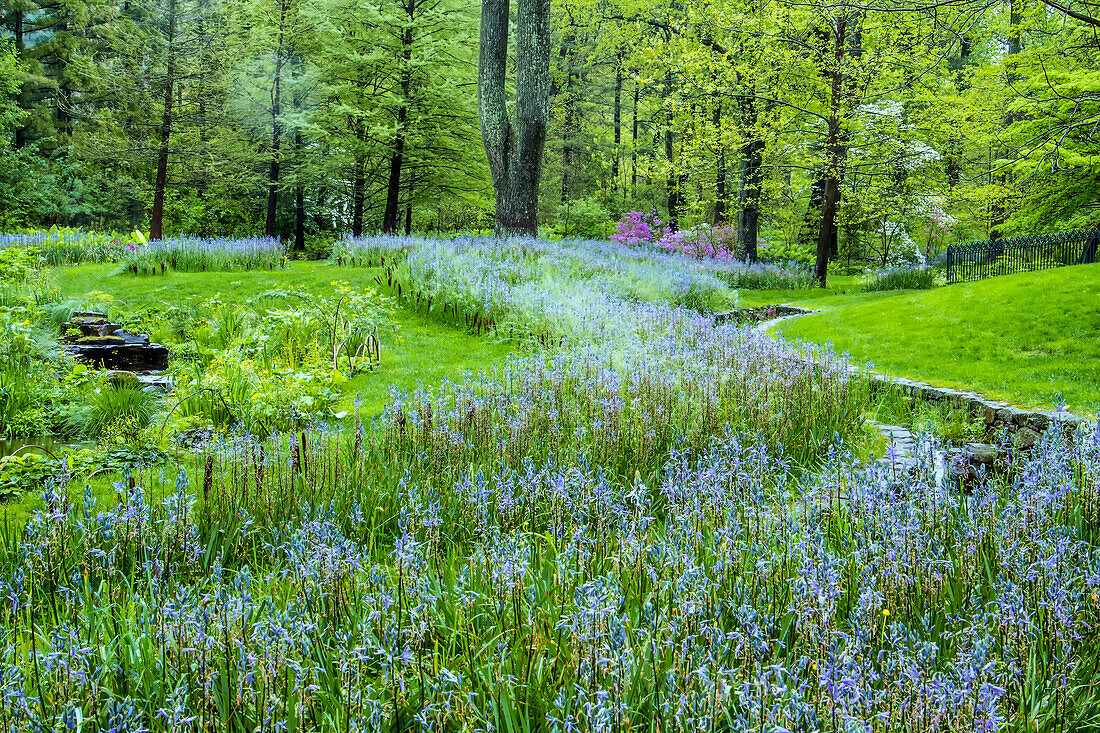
51, 262, 514, 417
754, 264, 1100, 414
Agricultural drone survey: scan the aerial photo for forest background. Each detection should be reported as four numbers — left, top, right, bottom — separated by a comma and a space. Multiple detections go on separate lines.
2, 0, 1099, 267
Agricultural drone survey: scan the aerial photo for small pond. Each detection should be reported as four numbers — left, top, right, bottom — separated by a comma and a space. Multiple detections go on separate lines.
0, 436, 93, 460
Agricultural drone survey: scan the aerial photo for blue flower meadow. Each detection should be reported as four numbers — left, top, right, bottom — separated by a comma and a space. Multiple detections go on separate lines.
1, 234, 1097, 731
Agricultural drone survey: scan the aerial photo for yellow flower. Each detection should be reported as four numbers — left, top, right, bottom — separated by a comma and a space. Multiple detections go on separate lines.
882, 609, 890, 617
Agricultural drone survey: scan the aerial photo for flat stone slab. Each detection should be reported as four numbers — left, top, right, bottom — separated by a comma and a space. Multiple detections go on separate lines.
873, 422, 918, 475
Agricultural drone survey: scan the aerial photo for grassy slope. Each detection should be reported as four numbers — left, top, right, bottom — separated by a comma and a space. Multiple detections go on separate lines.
748, 265, 1100, 413
50, 262, 515, 418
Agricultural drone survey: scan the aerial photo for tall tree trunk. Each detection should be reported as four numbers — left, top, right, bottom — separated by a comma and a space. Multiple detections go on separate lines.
13, 9, 26, 150
559, 27, 576, 205
313, 180, 329, 231
294, 130, 305, 252
382, 123, 407, 234
612, 51, 622, 196
405, 202, 412, 235
665, 125, 679, 229
351, 121, 366, 237
195, 9, 208, 200
351, 156, 366, 236
829, 14, 862, 259
266, 0, 288, 239
714, 99, 727, 225
478, 0, 552, 237
663, 74, 679, 230
736, 90, 763, 262
631, 71, 639, 192
800, 170, 826, 246
383, 0, 415, 234
991, 0, 1022, 240
150, 0, 178, 241
944, 36, 971, 188
814, 15, 848, 287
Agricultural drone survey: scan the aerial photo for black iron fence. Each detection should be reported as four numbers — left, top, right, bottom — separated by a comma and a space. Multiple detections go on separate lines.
946, 228, 1100, 283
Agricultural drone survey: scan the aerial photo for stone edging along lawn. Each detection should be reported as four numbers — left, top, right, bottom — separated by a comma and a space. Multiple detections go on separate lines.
728, 305, 1093, 447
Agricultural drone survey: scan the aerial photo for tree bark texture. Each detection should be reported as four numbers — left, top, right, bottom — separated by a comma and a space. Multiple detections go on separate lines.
991, 0, 1022, 239
478, 0, 551, 237
294, 130, 305, 252
612, 52, 622, 195
265, 0, 288, 239
735, 86, 763, 261
383, 0, 415, 234
713, 98, 727, 226
559, 27, 576, 205
663, 73, 679, 230
814, 15, 847, 287
631, 72, 639, 192
351, 121, 366, 237
150, 0, 178, 241
13, 9, 27, 150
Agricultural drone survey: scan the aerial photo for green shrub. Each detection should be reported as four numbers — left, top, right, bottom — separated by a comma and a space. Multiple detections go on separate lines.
303, 235, 336, 260
0, 246, 39, 284
559, 198, 610, 239
677, 282, 729, 313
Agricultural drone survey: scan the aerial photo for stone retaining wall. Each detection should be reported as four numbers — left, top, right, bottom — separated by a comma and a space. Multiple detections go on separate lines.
748, 308, 1093, 446
865, 373, 1091, 447
726, 301, 1095, 442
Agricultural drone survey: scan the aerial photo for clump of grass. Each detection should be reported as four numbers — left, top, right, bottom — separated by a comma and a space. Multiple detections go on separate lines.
716, 262, 816, 290
872, 385, 987, 442
67, 382, 158, 438
862, 266, 939, 291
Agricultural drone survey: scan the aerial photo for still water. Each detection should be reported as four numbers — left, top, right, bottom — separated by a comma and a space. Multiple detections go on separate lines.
0, 436, 92, 460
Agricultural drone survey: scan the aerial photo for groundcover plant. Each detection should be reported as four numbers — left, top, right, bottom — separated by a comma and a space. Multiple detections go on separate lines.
0, 234, 1097, 731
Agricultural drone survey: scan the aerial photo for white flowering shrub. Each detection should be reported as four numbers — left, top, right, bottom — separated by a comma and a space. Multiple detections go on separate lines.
882, 221, 923, 268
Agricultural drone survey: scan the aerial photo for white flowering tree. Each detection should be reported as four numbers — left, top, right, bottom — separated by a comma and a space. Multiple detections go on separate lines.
834, 98, 947, 268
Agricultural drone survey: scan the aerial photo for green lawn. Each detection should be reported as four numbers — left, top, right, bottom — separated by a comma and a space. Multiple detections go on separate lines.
51, 262, 515, 418
757, 264, 1100, 414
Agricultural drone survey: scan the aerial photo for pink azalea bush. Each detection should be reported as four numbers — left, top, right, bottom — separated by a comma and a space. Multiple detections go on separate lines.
611, 211, 740, 260
609, 210, 664, 247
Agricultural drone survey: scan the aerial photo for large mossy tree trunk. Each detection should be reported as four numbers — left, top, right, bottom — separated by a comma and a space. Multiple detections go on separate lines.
478, 0, 551, 238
